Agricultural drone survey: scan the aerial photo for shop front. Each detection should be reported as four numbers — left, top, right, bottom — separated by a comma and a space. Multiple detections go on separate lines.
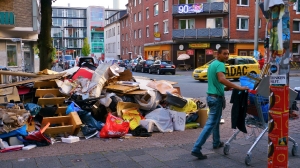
234, 43, 265, 57
143, 44, 171, 61
172, 42, 234, 69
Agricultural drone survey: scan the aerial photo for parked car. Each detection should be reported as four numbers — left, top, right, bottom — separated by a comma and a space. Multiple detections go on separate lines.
135, 60, 154, 73
127, 59, 138, 71
116, 60, 126, 67
192, 55, 261, 82
65, 60, 76, 69
148, 60, 176, 75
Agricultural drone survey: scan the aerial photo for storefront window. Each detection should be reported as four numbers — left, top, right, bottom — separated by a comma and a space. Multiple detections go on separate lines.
162, 50, 170, 60
292, 43, 299, 53
7, 45, 17, 66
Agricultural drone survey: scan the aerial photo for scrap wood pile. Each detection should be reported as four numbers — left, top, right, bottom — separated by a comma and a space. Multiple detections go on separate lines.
0, 62, 206, 152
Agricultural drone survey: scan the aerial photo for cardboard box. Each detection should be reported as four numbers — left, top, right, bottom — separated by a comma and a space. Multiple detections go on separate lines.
270, 86, 289, 112
0, 86, 20, 103
196, 108, 208, 128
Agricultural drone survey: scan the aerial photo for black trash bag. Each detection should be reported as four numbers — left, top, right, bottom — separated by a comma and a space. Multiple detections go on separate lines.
91, 102, 108, 123
291, 100, 299, 111
130, 125, 151, 137
81, 125, 98, 139
77, 110, 103, 130
120, 95, 135, 102
166, 92, 187, 108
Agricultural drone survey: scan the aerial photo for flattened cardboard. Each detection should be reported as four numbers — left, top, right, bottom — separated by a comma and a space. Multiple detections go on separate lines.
196, 108, 208, 128
118, 69, 133, 81
0, 86, 20, 103
125, 90, 147, 95
105, 84, 139, 93
116, 102, 140, 117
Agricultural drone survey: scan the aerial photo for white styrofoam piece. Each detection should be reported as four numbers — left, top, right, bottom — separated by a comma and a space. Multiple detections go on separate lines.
61, 136, 80, 143
22, 145, 37, 150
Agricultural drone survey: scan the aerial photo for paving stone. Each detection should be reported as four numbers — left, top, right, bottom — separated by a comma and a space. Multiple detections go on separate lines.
87, 160, 114, 168
131, 154, 156, 162
11, 158, 38, 168
113, 160, 142, 168
123, 149, 146, 157
0, 160, 13, 168
138, 159, 165, 168
164, 159, 195, 168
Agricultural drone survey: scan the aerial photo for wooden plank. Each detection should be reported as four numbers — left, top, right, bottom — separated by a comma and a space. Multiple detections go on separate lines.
34, 80, 57, 89
37, 97, 65, 106
35, 89, 61, 98
41, 116, 70, 125
0, 70, 45, 77
56, 106, 67, 116
0, 73, 66, 89
44, 126, 73, 136
69, 112, 82, 135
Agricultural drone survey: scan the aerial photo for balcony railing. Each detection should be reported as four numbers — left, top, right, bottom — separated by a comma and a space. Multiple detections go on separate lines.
173, 2, 228, 15
0, 12, 15, 26
172, 28, 228, 39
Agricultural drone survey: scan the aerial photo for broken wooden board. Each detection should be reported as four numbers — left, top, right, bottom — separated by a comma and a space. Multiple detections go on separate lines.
35, 88, 62, 98
0, 73, 66, 89
124, 90, 147, 95
0, 70, 44, 77
105, 84, 139, 93
33, 80, 57, 89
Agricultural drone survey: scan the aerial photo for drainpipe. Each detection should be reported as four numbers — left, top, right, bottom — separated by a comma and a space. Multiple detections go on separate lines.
254, 0, 259, 59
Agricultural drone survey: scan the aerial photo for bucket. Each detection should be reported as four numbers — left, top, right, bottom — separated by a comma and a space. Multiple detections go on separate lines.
240, 76, 255, 90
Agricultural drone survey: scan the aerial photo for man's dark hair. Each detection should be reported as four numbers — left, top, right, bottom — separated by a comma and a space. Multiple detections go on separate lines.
217, 47, 228, 54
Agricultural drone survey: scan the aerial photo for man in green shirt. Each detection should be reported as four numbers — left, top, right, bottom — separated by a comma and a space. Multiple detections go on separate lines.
191, 47, 248, 159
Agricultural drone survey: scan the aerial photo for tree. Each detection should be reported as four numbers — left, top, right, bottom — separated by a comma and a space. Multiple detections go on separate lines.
38, 0, 53, 70
82, 37, 91, 56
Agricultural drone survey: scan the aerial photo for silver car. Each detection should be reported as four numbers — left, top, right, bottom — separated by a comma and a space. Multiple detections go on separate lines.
127, 59, 138, 71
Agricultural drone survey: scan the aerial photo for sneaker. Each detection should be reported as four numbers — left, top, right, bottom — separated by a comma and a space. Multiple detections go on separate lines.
191, 152, 208, 160
213, 142, 224, 149
220, 119, 225, 124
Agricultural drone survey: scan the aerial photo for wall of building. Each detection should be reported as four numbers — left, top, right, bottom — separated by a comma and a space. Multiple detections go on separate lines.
104, 22, 120, 60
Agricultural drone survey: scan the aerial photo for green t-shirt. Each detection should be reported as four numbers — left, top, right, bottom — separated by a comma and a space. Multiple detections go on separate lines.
207, 60, 225, 96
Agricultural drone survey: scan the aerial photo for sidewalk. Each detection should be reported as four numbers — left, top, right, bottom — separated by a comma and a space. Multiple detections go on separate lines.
0, 97, 299, 168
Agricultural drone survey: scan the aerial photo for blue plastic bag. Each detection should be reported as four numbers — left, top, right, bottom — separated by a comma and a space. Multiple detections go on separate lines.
66, 102, 82, 115
24, 103, 41, 116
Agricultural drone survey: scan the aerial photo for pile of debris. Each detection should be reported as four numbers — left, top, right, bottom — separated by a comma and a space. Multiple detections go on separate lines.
0, 61, 207, 152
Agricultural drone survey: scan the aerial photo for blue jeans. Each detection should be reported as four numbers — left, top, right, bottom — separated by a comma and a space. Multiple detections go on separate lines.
192, 96, 223, 153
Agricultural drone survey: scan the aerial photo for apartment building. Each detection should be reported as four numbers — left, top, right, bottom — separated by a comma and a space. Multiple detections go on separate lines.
51, 6, 87, 58
119, 0, 145, 60
0, 0, 40, 72
104, 10, 127, 60
87, 6, 105, 59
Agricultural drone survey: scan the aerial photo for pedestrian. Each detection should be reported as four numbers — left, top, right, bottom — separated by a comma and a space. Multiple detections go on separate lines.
191, 47, 248, 159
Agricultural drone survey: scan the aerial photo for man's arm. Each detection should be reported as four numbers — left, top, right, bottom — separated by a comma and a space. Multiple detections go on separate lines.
217, 72, 248, 90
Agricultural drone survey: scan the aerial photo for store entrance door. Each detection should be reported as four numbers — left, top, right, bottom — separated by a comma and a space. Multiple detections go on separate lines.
195, 49, 206, 67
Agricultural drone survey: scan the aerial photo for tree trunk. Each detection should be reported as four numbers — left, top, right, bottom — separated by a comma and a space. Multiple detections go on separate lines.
38, 0, 53, 71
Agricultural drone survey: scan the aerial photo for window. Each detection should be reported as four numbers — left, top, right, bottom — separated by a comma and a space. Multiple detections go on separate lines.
146, 8, 149, 19
133, 0, 136, 6
163, 20, 169, 33
206, 18, 223, 28
237, 0, 249, 6
146, 27, 149, 37
179, 19, 195, 29
7, 45, 17, 66
154, 23, 159, 32
293, 20, 300, 32
139, 46, 142, 54
259, 18, 261, 28
134, 46, 137, 54
292, 43, 299, 53
138, 12, 142, 21
134, 14, 136, 22
134, 30, 137, 39
139, 29, 142, 38
154, 4, 159, 16
179, 0, 194, 4
122, 34, 124, 41
139, 0, 141, 4
237, 17, 249, 30
126, 33, 128, 41
163, 0, 168, 12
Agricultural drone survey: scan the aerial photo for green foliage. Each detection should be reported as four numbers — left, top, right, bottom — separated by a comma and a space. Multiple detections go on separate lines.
82, 37, 91, 56
33, 45, 39, 54
8, 62, 17, 66
51, 47, 56, 61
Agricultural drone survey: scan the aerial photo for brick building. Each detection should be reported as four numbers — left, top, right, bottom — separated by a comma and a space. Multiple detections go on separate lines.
120, 0, 300, 67
0, 0, 40, 72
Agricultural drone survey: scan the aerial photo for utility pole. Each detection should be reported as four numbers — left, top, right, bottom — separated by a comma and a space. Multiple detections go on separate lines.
254, 0, 260, 60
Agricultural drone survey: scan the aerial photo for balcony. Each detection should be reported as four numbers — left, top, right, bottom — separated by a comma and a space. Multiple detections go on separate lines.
0, 12, 15, 26
172, 28, 228, 40
173, 2, 228, 16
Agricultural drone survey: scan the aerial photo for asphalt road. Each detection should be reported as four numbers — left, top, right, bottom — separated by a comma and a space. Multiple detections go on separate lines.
132, 71, 300, 98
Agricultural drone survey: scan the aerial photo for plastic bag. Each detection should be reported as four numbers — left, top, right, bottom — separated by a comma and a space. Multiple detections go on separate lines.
66, 102, 82, 115
100, 113, 129, 138
121, 108, 142, 130
24, 103, 41, 116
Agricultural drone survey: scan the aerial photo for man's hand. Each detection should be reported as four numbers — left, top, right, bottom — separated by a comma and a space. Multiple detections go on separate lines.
224, 86, 232, 91
238, 86, 249, 90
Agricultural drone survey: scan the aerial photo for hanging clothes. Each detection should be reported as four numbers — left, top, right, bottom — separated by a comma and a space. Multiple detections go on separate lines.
230, 89, 248, 133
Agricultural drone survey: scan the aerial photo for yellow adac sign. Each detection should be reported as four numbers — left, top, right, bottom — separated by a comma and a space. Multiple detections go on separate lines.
154, 32, 161, 38
189, 43, 210, 49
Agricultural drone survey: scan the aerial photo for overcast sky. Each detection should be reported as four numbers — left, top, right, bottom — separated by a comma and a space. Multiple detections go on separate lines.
52, 0, 127, 9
